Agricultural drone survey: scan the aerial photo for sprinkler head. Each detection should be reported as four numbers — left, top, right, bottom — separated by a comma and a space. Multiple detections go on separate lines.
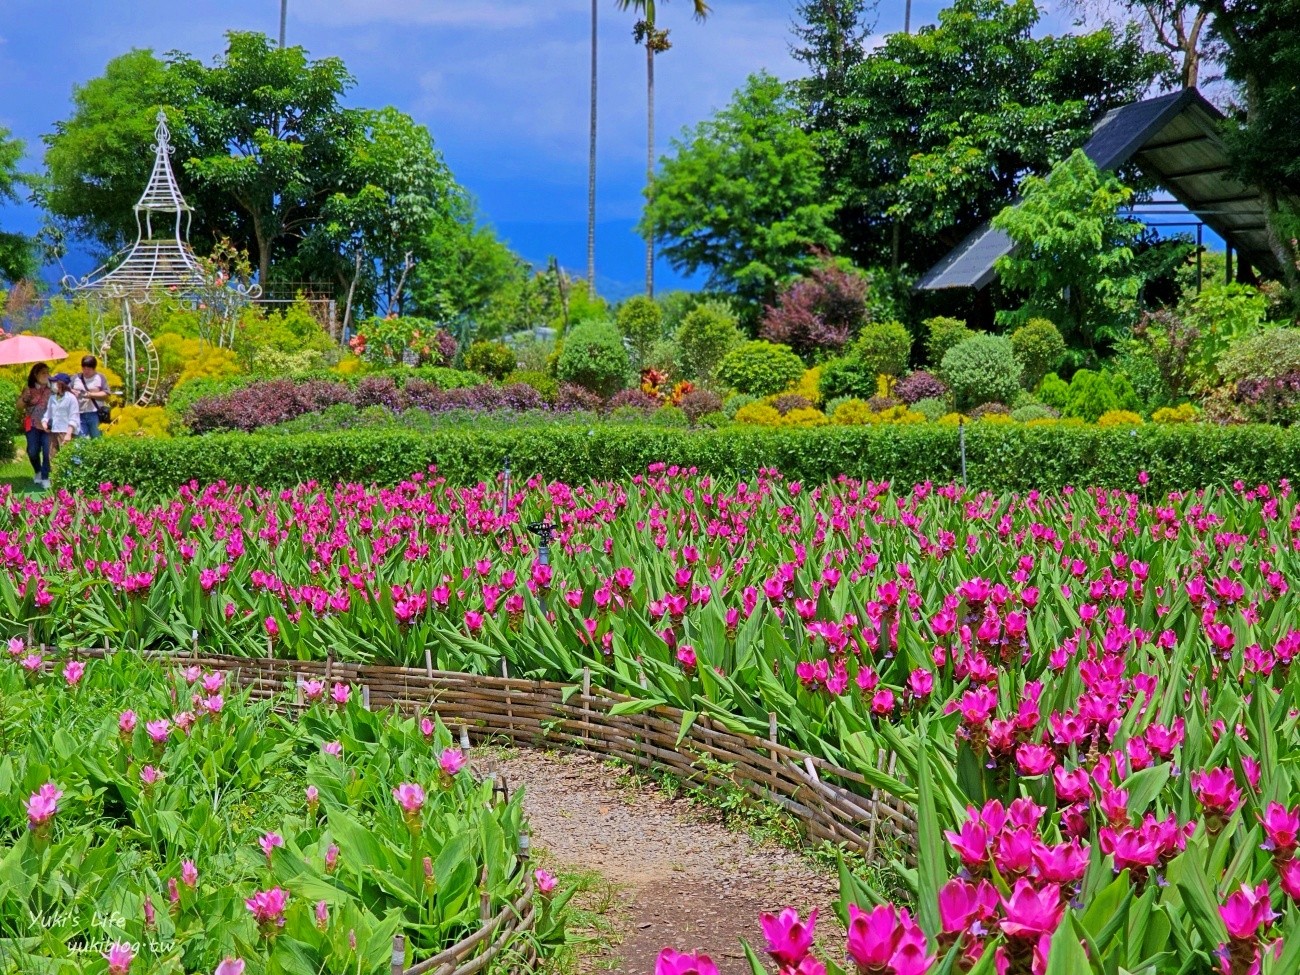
526, 521, 556, 545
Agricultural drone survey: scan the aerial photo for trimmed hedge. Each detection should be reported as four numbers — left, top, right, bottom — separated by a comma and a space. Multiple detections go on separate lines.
52, 423, 1300, 495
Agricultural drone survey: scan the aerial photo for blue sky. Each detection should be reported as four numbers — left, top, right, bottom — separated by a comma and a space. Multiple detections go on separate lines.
1, 0, 1183, 302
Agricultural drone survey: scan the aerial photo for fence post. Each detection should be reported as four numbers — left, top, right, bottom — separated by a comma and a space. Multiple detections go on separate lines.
479, 866, 491, 924
502, 658, 514, 734
390, 935, 404, 975
361, 684, 371, 711
582, 667, 591, 744
424, 646, 433, 679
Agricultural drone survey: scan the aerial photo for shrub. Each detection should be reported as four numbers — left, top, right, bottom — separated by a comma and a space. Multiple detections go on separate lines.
939, 335, 1022, 411
650, 405, 689, 428
1010, 404, 1059, 422
464, 341, 518, 381
616, 295, 664, 365
556, 383, 604, 412
1037, 373, 1070, 411
1152, 403, 1198, 423
716, 341, 805, 397
645, 338, 681, 379
0, 378, 19, 437
505, 370, 559, 402
851, 321, 912, 378
734, 402, 782, 426
780, 408, 829, 427
924, 317, 975, 367
772, 394, 814, 416
61, 423, 1300, 496
969, 403, 1012, 419
1098, 409, 1143, 426
1010, 319, 1066, 390
608, 389, 661, 415
911, 397, 947, 422
759, 253, 869, 359
1131, 309, 1202, 401
895, 370, 947, 405
679, 389, 723, 424
1219, 328, 1300, 385
556, 322, 632, 397
676, 301, 742, 383
792, 367, 823, 407
723, 394, 757, 419
867, 395, 902, 413
818, 356, 877, 402
1058, 369, 1140, 423
831, 399, 873, 425
104, 405, 173, 438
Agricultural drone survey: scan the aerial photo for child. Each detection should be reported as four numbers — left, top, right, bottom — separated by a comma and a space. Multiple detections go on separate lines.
42, 373, 80, 466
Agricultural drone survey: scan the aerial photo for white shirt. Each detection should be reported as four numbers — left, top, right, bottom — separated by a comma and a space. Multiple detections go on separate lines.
73, 372, 107, 414
43, 392, 81, 434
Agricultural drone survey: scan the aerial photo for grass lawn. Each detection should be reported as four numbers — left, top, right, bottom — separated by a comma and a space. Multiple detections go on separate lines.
2, 435, 41, 494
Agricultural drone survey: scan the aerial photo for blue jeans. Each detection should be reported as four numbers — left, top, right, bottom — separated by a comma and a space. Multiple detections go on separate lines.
80, 411, 101, 438
25, 428, 50, 479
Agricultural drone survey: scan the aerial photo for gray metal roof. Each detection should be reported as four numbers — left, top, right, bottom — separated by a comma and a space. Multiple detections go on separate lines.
916, 89, 1296, 290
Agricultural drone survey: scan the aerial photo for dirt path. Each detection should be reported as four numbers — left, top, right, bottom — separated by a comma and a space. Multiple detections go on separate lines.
485, 748, 843, 975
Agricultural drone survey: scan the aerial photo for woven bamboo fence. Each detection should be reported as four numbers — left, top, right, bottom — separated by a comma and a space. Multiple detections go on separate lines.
394, 869, 536, 975
90, 648, 918, 860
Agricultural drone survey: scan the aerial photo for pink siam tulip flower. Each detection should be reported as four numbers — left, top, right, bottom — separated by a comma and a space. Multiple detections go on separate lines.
325, 843, 340, 873
331, 682, 350, 706
306, 785, 320, 811
907, 669, 933, 699
1015, 743, 1055, 776
173, 711, 196, 735
20, 652, 42, 672
168, 877, 179, 905
202, 671, 225, 693
322, 741, 343, 757
315, 900, 329, 930
144, 894, 156, 928
759, 907, 817, 967
263, 616, 279, 638
26, 782, 62, 829
245, 887, 289, 932
7, 636, 23, 656
213, 960, 245, 975
119, 710, 137, 736
535, 869, 558, 894
146, 718, 171, 744
999, 880, 1064, 940
846, 904, 931, 972
1261, 803, 1300, 856
140, 765, 161, 787
440, 748, 466, 776
104, 942, 134, 975
420, 717, 435, 739
655, 948, 720, 975
62, 660, 85, 686
1192, 768, 1243, 823
1280, 859, 1300, 900
259, 832, 284, 861
182, 860, 199, 887
676, 645, 698, 671
393, 782, 427, 819
300, 679, 325, 702
938, 878, 999, 935
182, 665, 202, 683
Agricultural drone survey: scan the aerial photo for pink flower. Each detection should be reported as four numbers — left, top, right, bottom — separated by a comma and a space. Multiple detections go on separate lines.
655, 948, 720, 975
677, 645, 698, 670
315, 900, 329, 930
938, 878, 999, 934
1016, 743, 1056, 776
20, 652, 42, 672
440, 748, 466, 776
300, 679, 325, 701
146, 719, 170, 744
535, 869, 558, 894
26, 782, 62, 829
1260, 802, 1300, 855
1220, 882, 1274, 941
306, 785, 320, 809
263, 616, 279, 638
846, 904, 930, 972
330, 682, 350, 706
325, 844, 340, 872
759, 907, 817, 967
999, 880, 1064, 940
259, 832, 284, 861
1192, 767, 1242, 818
63, 660, 85, 686
140, 765, 161, 787
322, 740, 343, 757
104, 942, 134, 975
7, 636, 23, 656
119, 710, 137, 735
392, 782, 427, 818
214, 960, 246, 975
181, 860, 199, 887
245, 887, 289, 930
1280, 859, 1300, 900
420, 716, 434, 739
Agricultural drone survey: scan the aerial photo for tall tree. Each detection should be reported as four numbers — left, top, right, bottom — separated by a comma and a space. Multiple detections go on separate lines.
1206, 0, 1300, 286
42, 32, 471, 313
790, 0, 876, 124
587, 0, 598, 298
615, 0, 711, 298
1067, 0, 1218, 88
811, 0, 1163, 274
0, 127, 37, 284
642, 72, 841, 307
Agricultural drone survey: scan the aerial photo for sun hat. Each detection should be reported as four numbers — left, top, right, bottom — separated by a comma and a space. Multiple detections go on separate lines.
51, 372, 72, 385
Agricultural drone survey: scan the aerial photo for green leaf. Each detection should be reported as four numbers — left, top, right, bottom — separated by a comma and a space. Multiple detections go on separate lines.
1045, 914, 1092, 975
914, 717, 946, 940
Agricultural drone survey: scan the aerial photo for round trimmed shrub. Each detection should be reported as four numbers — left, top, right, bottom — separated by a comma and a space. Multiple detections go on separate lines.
723, 393, 757, 419
0, 378, 22, 438
969, 402, 1012, 419
616, 295, 664, 364
851, 320, 912, 378
464, 341, 517, 381
556, 322, 632, 398
772, 393, 814, 416
1010, 404, 1059, 422
1098, 409, 1143, 426
505, 370, 559, 402
607, 388, 660, 414
818, 356, 877, 402
679, 388, 723, 424
1010, 318, 1066, 390
716, 340, 805, 397
939, 335, 1022, 411
910, 398, 948, 422
650, 405, 689, 427
675, 300, 742, 382
556, 383, 604, 412
895, 370, 947, 405
924, 317, 975, 367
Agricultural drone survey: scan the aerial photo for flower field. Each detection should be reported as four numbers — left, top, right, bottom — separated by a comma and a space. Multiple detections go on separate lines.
6, 466, 1300, 972
0, 652, 563, 974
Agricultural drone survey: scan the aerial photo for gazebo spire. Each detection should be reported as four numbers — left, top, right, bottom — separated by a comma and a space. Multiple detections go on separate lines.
135, 110, 191, 216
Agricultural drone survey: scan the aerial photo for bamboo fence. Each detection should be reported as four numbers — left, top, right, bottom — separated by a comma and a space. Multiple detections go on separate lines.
82, 647, 919, 860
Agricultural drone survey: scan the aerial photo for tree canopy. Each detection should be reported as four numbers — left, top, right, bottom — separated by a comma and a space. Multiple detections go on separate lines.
641, 71, 841, 307
0, 127, 37, 284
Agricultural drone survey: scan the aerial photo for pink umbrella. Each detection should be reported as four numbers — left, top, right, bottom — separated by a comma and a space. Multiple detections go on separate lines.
0, 334, 68, 366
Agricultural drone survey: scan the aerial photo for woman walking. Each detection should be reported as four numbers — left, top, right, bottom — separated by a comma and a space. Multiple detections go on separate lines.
42, 372, 80, 471
17, 363, 52, 488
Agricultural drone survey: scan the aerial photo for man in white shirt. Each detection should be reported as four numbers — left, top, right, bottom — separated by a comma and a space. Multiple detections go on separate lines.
73, 354, 109, 438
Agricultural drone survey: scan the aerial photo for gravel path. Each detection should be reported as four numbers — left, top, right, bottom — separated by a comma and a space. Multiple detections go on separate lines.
485, 748, 843, 975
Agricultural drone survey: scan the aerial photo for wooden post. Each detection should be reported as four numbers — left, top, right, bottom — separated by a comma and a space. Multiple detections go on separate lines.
479, 866, 491, 923
191, 629, 199, 660
390, 934, 404, 975
502, 658, 514, 734
424, 646, 433, 679
582, 667, 591, 743
361, 684, 371, 711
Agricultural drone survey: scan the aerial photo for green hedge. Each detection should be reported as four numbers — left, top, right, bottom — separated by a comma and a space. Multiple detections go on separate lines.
51, 423, 1300, 494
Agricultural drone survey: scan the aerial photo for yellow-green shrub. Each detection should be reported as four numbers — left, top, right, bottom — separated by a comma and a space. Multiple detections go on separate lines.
831, 399, 873, 425
1152, 403, 1198, 424
791, 367, 823, 407
1098, 410, 1143, 426
104, 405, 172, 438
938, 412, 969, 425
734, 402, 783, 427
779, 407, 829, 428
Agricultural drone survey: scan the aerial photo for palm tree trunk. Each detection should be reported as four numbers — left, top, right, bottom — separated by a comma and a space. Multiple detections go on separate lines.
645, 39, 655, 299
587, 0, 598, 298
